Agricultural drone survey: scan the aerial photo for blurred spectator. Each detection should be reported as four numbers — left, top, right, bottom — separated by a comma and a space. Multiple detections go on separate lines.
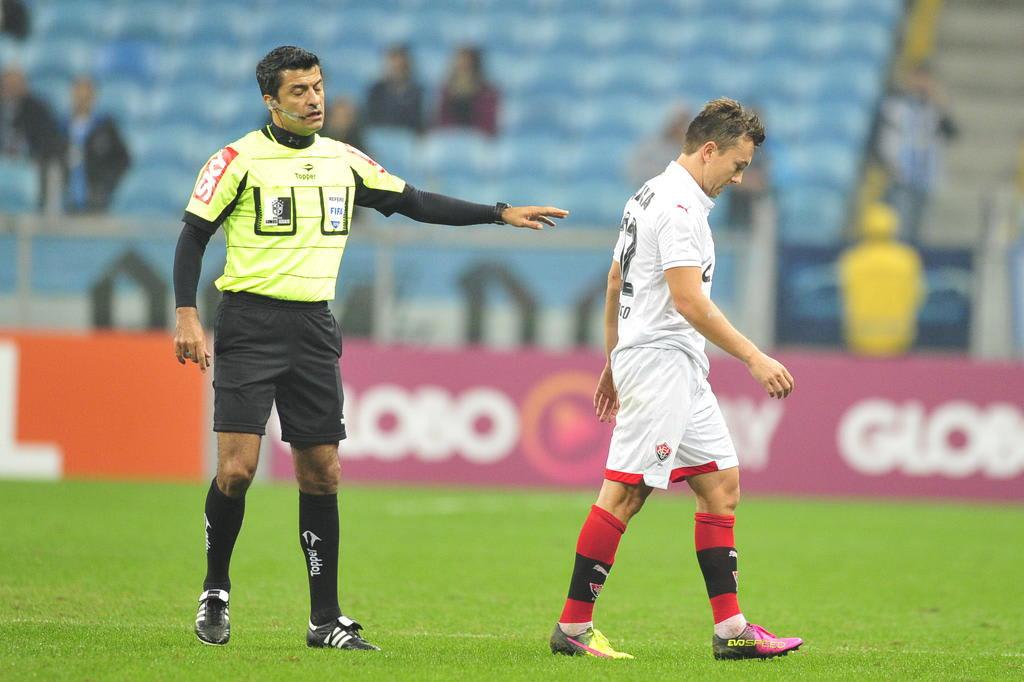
0, 0, 29, 40
364, 45, 424, 132
0, 67, 62, 160
323, 96, 366, 151
626, 103, 690, 187
435, 47, 499, 137
876, 62, 958, 244
0, 66, 63, 208
63, 76, 130, 213
838, 202, 925, 356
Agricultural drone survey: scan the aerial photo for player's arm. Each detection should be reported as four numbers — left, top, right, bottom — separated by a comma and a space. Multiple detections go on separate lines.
595, 260, 621, 422
346, 145, 567, 228
664, 267, 793, 398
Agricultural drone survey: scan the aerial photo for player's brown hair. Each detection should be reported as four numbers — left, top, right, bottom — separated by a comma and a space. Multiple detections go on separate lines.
683, 98, 765, 154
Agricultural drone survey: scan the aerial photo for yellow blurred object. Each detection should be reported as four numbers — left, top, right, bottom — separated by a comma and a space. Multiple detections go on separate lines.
839, 203, 926, 356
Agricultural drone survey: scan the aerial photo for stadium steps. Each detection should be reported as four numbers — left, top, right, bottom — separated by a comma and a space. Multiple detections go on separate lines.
922, 0, 1024, 244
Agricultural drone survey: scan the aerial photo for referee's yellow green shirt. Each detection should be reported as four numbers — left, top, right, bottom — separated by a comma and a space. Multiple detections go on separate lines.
183, 127, 406, 302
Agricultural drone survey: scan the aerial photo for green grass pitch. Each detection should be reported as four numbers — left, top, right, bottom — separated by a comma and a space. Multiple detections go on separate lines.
1, 480, 1022, 680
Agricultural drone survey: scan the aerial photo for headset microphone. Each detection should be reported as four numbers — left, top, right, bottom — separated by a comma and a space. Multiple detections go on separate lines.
267, 100, 313, 122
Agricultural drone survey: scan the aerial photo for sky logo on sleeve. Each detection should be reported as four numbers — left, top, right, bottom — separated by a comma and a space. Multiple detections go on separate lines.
193, 147, 238, 204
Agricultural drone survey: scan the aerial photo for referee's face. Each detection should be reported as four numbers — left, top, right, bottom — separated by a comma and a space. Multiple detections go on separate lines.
269, 66, 325, 135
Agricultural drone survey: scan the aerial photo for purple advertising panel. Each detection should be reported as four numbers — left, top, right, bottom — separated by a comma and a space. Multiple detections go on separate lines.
268, 342, 1024, 501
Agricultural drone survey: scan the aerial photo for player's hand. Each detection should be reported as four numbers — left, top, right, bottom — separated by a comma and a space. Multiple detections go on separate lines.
501, 206, 569, 230
594, 364, 620, 423
746, 351, 794, 399
174, 307, 212, 373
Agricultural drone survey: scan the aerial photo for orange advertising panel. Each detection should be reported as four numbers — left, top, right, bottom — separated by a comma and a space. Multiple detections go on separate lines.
0, 332, 205, 481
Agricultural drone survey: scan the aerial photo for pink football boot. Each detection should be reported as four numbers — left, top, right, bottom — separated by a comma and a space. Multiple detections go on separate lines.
712, 622, 803, 660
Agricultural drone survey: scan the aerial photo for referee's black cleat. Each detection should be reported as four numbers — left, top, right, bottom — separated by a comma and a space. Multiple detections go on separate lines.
307, 615, 380, 651
194, 589, 230, 645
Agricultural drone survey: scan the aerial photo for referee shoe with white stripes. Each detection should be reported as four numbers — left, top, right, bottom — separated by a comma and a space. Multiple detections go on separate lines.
194, 589, 230, 645
306, 615, 380, 650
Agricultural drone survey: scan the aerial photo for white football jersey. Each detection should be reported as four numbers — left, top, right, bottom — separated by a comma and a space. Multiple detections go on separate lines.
611, 161, 716, 376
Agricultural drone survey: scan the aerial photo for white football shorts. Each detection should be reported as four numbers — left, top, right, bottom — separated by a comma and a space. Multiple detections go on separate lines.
605, 347, 738, 489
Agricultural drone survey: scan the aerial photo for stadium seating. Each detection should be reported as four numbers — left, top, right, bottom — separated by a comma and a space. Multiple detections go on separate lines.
0, 160, 39, 213
4, 0, 903, 243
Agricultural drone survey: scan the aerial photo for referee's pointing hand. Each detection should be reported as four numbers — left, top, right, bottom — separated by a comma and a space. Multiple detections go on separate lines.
174, 307, 212, 373
501, 206, 569, 230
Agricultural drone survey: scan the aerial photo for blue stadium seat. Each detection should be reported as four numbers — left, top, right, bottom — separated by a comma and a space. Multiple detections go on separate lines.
112, 166, 193, 217
0, 160, 39, 213
818, 60, 884, 106
93, 40, 159, 83
111, 4, 197, 42
777, 185, 849, 245
772, 141, 860, 192
22, 38, 96, 81
490, 52, 548, 95
34, 1, 109, 40
363, 128, 419, 181
548, 138, 632, 183
99, 80, 166, 125
491, 134, 567, 182
560, 180, 632, 228
501, 97, 573, 138
417, 130, 497, 182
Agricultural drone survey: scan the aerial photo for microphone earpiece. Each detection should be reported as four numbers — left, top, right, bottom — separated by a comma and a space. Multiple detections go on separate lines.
268, 100, 308, 122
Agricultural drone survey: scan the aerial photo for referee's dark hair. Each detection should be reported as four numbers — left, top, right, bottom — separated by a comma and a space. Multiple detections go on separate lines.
683, 97, 765, 153
257, 46, 321, 97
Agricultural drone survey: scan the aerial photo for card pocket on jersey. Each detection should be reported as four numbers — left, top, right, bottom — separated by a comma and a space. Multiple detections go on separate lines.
319, 186, 351, 236
253, 186, 297, 236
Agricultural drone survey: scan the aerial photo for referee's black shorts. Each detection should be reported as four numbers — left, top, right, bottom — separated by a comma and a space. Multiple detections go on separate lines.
212, 291, 345, 444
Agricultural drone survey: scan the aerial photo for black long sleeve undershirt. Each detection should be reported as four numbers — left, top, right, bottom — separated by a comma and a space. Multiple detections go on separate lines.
394, 184, 500, 224
173, 223, 212, 308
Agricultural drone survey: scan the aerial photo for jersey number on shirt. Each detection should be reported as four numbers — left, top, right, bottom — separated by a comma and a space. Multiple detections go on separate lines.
619, 213, 638, 297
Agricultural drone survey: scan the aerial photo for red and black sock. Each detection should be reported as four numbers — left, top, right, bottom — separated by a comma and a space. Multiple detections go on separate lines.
299, 491, 342, 626
559, 505, 627, 625
694, 512, 742, 625
203, 477, 245, 592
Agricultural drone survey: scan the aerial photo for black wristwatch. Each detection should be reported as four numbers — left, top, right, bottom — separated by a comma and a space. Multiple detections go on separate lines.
493, 202, 511, 224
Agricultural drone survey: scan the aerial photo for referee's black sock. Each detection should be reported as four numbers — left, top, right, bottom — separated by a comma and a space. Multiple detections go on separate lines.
299, 491, 342, 626
203, 477, 246, 592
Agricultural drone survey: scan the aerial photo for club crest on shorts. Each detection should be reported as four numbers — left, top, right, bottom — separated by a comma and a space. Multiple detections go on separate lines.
655, 442, 672, 462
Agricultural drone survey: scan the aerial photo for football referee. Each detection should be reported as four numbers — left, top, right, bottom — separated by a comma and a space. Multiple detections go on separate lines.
173, 46, 567, 651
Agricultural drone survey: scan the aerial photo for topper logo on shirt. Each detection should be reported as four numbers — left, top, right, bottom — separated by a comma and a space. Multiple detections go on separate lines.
193, 146, 238, 204
702, 262, 713, 283
295, 163, 316, 181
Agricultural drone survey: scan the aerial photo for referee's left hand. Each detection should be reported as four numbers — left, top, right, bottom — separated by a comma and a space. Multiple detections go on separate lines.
501, 206, 569, 230
174, 307, 212, 373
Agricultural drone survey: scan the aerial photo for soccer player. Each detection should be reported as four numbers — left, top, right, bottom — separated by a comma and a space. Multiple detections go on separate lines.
548, 98, 802, 660
173, 46, 567, 651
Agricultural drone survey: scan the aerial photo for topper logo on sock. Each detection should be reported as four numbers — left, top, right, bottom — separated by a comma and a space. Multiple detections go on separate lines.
204, 514, 211, 552
655, 442, 671, 462
302, 531, 322, 548
589, 583, 604, 599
